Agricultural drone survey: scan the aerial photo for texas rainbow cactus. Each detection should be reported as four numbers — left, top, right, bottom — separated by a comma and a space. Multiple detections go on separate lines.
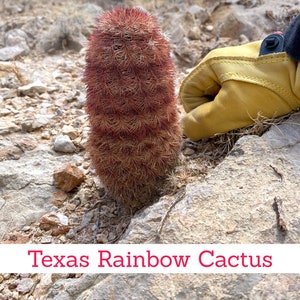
84, 7, 181, 210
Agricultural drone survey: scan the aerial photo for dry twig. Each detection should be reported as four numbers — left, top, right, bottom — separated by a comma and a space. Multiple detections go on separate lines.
0, 61, 26, 85
269, 165, 283, 181
272, 197, 287, 233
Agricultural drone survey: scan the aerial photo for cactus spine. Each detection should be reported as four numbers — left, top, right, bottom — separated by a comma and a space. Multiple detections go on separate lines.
84, 7, 181, 210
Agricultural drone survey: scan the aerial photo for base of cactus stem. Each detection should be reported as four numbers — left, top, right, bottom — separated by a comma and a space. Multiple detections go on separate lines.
101, 179, 165, 213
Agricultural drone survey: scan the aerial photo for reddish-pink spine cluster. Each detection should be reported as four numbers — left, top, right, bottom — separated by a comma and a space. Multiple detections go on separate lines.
84, 7, 181, 210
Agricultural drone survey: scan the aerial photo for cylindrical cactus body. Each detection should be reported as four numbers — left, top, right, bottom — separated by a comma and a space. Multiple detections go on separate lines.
84, 7, 181, 210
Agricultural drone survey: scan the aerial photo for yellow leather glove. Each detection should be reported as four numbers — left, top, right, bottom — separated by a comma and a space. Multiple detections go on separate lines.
180, 41, 300, 141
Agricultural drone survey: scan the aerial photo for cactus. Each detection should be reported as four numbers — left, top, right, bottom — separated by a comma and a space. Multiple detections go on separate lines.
84, 7, 181, 211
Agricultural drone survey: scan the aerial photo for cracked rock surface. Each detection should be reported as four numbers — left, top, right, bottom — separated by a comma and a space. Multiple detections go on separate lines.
0, 144, 82, 239
44, 114, 300, 300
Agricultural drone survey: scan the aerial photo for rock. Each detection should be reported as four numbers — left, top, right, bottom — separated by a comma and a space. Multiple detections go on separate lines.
53, 162, 85, 192
22, 226, 31, 232
37, 15, 88, 53
41, 131, 51, 140
182, 147, 195, 156
16, 278, 34, 295
205, 24, 214, 32
173, 41, 203, 67
0, 119, 19, 135
0, 144, 82, 239
162, 10, 195, 44
123, 114, 300, 245
39, 212, 70, 236
1, 3, 24, 14
40, 236, 53, 244
4, 29, 30, 51
53, 135, 76, 153
0, 134, 37, 161
37, 1, 102, 53
187, 26, 201, 40
41, 274, 102, 300
0, 145, 23, 161
218, 12, 260, 40
51, 190, 68, 207
66, 89, 79, 102
10, 97, 25, 110
21, 116, 49, 132
33, 274, 53, 299
44, 113, 300, 299
124, 0, 167, 10
21, 119, 34, 132
3, 274, 11, 280
187, 5, 209, 23
76, 92, 86, 108
21, 16, 46, 48
18, 79, 47, 96
11, 134, 38, 151
210, 1, 285, 41
62, 125, 78, 140
0, 88, 18, 100
0, 45, 28, 61
8, 281, 18, 290
32, 115, 50, 129
0, 108, 11, 116
79, 274, 300, 300
168, 24, 187, 44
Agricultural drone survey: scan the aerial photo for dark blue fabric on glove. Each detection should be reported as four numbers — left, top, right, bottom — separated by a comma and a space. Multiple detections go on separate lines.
259, 33, 285, 56
284, 13, 300, 62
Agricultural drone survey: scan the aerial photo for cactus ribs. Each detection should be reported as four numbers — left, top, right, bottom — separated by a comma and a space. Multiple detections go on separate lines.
84, 7, 181, 211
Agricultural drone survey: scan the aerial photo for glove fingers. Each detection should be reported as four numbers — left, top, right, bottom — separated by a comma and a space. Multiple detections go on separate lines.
180, 62, 222, 113
182, 81, 295, 141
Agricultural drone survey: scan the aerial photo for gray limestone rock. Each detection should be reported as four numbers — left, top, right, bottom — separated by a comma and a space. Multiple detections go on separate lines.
0, 45, 28, 61
122, 113, 300, 245
18, 80, 47, 96
0, 120, 19, 135
0, 29, 30, 61
43, 113, 300, 299
0, 144, 82, 239
16, 278, 34, 294
53, 135, 76, 153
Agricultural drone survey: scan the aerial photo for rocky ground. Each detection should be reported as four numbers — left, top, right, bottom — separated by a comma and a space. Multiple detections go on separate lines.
0, 0, 300, 299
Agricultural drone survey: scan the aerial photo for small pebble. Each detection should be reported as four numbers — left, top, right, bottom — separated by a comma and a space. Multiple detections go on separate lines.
76, 93, 86, 108
22, 226, 31, 232
3, 274, 11, 280
205, 24, 214, 32
40, 236, 52, 244
62, 125, 78, 139
182, 147, 195, 156
16, 278, 34, 294
53, 134, 76, 153
53, 162, 85, 192
18, 79, 47, 96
